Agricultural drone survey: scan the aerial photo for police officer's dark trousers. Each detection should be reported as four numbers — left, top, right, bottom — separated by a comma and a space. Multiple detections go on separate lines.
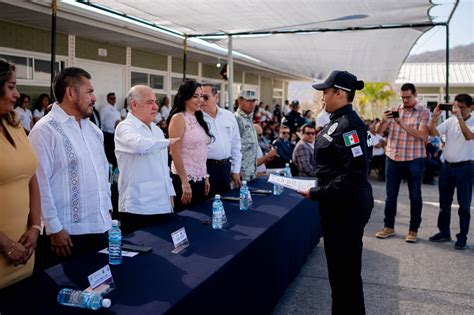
319, 198, 368, 315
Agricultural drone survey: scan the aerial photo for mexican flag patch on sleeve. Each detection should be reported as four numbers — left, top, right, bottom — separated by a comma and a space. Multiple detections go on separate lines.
343, 130, 360, 146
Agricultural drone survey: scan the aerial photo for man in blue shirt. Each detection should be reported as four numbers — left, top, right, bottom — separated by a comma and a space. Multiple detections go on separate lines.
270, 124, 294, 168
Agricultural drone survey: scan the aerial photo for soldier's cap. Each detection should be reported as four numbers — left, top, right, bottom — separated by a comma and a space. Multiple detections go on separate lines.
238, 90, 257, 101
312, 70, 364, 92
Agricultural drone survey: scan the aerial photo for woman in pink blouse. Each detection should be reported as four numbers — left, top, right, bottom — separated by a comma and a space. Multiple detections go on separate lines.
168, 80, 213, 211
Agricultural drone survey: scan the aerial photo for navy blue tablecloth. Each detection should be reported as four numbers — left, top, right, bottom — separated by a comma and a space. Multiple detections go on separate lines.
0, 177, 320, 314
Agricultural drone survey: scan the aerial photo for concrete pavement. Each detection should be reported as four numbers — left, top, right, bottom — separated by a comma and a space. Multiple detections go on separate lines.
274, 176, 474, 314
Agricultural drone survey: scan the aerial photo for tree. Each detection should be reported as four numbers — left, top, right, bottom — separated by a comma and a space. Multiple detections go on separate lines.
356, 82, 396, 119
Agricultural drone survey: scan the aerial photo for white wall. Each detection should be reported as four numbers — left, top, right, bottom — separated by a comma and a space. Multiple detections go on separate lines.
76, 59, 126, 110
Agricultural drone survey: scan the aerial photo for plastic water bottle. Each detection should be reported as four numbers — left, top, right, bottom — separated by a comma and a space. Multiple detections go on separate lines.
108, 220, 122, 265
57, 288, 111, 310
212, 194, 224, 229
273, 171, 284, 195
240, 181, 249, 211
216, 194, 227, 225
284, 163, 292, 178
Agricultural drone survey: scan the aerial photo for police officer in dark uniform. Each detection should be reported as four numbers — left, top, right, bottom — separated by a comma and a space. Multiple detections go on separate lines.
299, 70, 374, 314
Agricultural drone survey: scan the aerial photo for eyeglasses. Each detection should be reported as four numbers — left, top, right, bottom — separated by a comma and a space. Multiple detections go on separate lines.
304, 132, 315, 135
202, 94, 215, 101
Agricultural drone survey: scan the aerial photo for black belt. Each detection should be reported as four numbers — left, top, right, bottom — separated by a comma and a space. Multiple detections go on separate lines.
207, 158, 231, 165
445, 161, 472, 168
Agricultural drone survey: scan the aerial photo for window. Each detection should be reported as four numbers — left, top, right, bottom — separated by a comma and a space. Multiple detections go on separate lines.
150, 74, 164, 90
131, 71, 165, 90
34, 60, 63, 81
273, 88, 283, 106
0, 53, 64, 82
171, 77, 184, 91
0, 54, 32, 79
131, 72, 148, 86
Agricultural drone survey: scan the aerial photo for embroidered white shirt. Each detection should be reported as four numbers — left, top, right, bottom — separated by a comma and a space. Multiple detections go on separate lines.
99, 103, 121, 133
203, 107, 242, 173
29, 104, 112, 235
115, 113, 175, 215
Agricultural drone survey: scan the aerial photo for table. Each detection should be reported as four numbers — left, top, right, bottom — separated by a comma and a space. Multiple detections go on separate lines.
0, 177, 320, 314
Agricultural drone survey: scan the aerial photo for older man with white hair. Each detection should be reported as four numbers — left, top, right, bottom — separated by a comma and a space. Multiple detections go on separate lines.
114, 85, 179, 234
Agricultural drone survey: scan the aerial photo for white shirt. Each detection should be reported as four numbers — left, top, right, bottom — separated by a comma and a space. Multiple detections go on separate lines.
29, 104, 112, 235
256, 146, 266, 173
14, 107, 33, 131
436, 115, 474, 163
153, 112, 163, 124
203, 107, 242, 173
160, 105, 171, 120
258, 107, 267, 122
370, 132, 385, 156
33, 108, 45, 119
100, 103, 121, 133
115, 113, 175, 215
316, 110, 331, 128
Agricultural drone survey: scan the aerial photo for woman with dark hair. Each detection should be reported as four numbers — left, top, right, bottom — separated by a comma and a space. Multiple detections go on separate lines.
32, 93, 50, 125
167, 80, 213, 211
14, 93, 33, 133
0, 59, 42, 288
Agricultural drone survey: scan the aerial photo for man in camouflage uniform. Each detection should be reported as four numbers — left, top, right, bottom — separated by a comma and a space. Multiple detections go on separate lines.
235, 90, 258, 181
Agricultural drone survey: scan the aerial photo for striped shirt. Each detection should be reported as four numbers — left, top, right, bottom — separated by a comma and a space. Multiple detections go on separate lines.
385, 103, 430, 161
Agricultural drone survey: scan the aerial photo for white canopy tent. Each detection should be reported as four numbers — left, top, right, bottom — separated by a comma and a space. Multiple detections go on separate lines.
52, 1, 457, 102
82, 0, 443, 81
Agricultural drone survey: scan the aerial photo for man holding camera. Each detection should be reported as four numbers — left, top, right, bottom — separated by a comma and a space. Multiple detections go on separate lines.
428, 94, 473, 250
375, 83, 430, 243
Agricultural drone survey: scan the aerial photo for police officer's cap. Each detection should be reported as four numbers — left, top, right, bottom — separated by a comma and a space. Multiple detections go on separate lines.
312, 70, 364, 92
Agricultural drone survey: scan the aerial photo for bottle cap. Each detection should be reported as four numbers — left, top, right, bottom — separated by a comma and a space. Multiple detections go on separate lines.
102, 298, 112, 308
111, 220, 119, 226
242, 180, 247, 185
215, 194, 221, 199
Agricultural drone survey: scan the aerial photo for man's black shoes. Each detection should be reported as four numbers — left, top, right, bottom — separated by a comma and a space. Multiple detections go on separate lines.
429, 232, 451, 242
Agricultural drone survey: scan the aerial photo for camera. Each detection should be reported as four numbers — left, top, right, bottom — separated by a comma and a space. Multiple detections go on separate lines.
439, 103, 453, 111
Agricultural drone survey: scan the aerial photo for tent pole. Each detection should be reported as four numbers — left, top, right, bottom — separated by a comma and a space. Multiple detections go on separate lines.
445, 24, 449, 102
50, 0, 57, 99
227, 35, 234, 111
183, 36, 187, 81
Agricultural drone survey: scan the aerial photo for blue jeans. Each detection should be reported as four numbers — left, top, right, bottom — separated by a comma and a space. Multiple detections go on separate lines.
384, 158, 424, 232
437, 162, 472, 241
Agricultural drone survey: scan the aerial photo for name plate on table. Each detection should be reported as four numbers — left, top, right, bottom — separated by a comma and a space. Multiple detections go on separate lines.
268, 174, 317, 192
171, 227, 189, 254
85, 265, 115, 295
